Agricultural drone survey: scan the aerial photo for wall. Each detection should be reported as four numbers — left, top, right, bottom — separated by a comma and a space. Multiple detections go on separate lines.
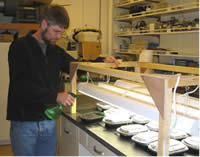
52, 0, 110, 56
0, 43, 11, 144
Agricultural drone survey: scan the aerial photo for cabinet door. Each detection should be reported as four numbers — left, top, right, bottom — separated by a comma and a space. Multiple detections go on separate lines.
59, 116, 79, 156
87, 134, 116, 156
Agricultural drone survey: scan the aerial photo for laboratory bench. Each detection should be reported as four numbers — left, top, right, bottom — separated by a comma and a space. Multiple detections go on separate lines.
58, 95, 199, 156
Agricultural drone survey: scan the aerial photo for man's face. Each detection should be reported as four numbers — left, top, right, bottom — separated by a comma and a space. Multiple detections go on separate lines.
41, 23, 65, 45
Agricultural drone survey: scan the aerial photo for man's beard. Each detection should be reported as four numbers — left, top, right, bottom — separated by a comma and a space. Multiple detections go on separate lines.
41, 28, 52, 45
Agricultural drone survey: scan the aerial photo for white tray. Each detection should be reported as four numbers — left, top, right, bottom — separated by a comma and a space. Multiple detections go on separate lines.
145, 121, 158, 132
117, 124, 148, 136
170, 129, 189, 140
96, 102, 112, 111
103, 117, 133, 125
148, 139, 188, 155
146, 123, 189, 140
132, 114, 150, 124
182, 136, 200, 150
131, 131, 158, 146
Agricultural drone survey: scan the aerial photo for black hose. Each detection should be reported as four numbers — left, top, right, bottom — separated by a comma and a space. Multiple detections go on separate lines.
72, 29, 101, 43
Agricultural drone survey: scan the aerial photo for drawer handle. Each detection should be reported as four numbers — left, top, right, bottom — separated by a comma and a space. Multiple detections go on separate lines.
64, 128, 71, 134
93, 145, 104, 156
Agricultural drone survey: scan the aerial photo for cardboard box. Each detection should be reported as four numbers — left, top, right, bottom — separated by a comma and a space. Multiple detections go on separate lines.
79, 42, 101, 60
77, 32, 99, 42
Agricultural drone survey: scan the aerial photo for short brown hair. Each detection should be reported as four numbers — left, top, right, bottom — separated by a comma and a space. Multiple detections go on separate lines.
41, 5, 70, 29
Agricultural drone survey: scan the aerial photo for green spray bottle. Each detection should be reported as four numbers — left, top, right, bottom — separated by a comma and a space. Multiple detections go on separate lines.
44, 92, 77, 120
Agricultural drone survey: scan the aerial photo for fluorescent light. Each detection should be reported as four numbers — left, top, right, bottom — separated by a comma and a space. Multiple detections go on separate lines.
98, 82, 154, 104
77, 82, 159, 121
114, 79, 143, 89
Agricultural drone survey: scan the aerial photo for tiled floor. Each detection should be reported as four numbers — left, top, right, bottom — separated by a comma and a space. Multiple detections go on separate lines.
0, 145, 13, 156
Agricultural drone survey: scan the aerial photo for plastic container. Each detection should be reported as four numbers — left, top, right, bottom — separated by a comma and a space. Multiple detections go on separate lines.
45, 104, 63, 120
44, 92, 77, 120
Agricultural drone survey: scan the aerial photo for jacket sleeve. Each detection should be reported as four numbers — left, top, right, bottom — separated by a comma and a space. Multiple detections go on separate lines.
8, 40, 57, 106
59, 48, 77, 74
59, 49, 105, 78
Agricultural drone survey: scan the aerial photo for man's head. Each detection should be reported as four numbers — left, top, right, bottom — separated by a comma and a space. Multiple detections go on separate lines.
39, 5, 70, 45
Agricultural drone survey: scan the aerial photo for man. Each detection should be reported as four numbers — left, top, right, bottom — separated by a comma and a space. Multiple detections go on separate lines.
7, 5, 119, 156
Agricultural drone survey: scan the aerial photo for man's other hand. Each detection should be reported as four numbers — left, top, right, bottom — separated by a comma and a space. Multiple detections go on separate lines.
104, 56, 120, 66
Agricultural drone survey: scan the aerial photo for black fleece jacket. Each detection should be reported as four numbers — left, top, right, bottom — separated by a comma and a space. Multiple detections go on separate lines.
7, 33, 78, 121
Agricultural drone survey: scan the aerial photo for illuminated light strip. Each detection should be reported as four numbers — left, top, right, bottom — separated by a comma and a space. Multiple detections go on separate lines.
77, 82, 159, 121
98, 82, 154, 104
114, 80, 199, 109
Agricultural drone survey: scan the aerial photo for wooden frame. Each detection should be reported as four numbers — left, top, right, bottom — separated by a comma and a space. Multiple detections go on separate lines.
69, 61, 199, 156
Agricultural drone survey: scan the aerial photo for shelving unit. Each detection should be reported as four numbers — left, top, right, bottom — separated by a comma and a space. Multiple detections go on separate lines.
114, 49, 141, 55
115, 28, 199, 37
114, 49, 199, 65
0, 23, 39, 41
0, 0, 52, 41
115, 2, 199, 21
18, 0, 52, 5
114, 49, 199, 58
115, 0, 159, 8
112, 0, 199, 63
153, 53, 199, 58
0, 23, 39, 30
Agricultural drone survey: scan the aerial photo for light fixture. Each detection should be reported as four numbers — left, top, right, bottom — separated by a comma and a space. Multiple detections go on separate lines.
77, 82, 159, 122
77, 81, 199, 136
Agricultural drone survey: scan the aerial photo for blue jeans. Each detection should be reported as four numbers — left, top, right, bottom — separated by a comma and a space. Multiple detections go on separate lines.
10, 120, 57, 156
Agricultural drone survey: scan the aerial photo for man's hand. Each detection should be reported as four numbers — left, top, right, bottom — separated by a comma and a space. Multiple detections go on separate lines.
104, 56, 120, 66
56, 92, 75, 106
